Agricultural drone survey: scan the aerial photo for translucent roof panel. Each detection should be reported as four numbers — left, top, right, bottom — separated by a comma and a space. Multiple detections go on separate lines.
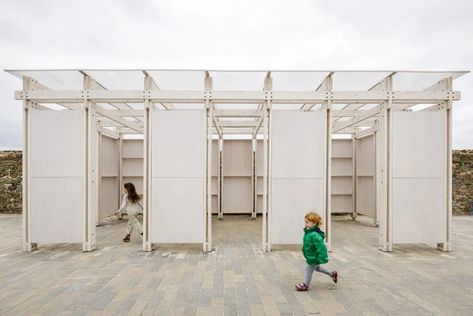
393, 72, 465, 90
272, 71, 329, 90
173, 103, 205, 110
146, 70, 205, 90
210, 71, 267, 90
332, 71, 392, 91
272, 104, 304, 110
8, 70, 84, 90
85, 70, 144, 90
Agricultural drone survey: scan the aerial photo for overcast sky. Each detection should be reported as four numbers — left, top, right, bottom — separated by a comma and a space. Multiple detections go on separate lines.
1, 0, 472, 149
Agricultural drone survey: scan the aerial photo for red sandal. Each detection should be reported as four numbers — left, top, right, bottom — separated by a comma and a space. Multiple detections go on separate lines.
295, 283, 309, 291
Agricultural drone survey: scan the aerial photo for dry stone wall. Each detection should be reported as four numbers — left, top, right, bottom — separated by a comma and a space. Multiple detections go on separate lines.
0, 150, 472, 214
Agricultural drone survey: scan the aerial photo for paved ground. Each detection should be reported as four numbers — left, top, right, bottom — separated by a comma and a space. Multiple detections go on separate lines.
0, 214, 473, 315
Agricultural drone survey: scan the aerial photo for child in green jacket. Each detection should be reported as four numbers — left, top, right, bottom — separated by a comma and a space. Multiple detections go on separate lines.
295, 211, 338, 291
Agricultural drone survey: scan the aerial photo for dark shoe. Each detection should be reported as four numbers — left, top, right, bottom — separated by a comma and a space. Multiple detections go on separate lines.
140, 232, 143, 235
295, 283, 309, 291
123, 234, 130, 242
332, 270, 338, 283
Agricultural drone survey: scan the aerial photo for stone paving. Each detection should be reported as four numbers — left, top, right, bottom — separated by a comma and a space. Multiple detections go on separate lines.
0, 214, 473, 315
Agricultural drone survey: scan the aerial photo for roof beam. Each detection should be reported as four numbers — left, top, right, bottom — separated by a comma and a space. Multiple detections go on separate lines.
142, 70, 174, 110
301, 72, 333, 111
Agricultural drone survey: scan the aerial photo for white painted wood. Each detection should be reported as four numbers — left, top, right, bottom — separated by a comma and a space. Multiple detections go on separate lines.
271, 111, 325, 179
222, 177, 253, 213
355, 134, 376, 219
122, 139, 144, 158
271, 179, 325, 244
222, 140, 253, 214
331, 139, 354, 214
150, 110, 205, 244
30, 111, 85, 178
332, 195, 352, 213
392, 178, 445, 243
391, 111, 446, 245
99, 178, 118, 219
392, 112, 446, 178
30, 178, 84, 243
151, 111, 205, 178
271, 111, 326, 245
150, 178, 204, 243
29, 109, 85, 244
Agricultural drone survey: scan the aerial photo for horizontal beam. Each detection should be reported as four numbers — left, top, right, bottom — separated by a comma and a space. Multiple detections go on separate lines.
355, 126, 378, 139
15, 90, 461, 104
214, 110, 263, 117
217, 120, 258, 128
97, 127, 120, 139
95, 106, 144, 133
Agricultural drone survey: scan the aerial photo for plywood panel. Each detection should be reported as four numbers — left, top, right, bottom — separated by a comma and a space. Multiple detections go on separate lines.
356, 177, 375, 217
151, 110, 205, 178
30, 110, 85, 177
122, 158, 143, 177
150, 178, 204, 243
331, 177, 352, 195
392, 111, 445, 178
255, 140, 264, 177
332, 159, 352, 176
392, 178, 445, 244
30, 178, 83, 243
223, 140, 252, 176
101, 135, 119, 176
122, 139, 143, 158
332, 139, 353, 158
271, 111, 325, 179
356, 135, 375, 176
99, 177, 118, 219
222, 177, 252, 213
150, 110, 205, 244
271, 179, 325, 244
331, 195, 352, 214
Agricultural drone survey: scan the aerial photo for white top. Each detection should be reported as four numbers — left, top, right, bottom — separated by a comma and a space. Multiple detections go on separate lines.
118, 194, 143, 215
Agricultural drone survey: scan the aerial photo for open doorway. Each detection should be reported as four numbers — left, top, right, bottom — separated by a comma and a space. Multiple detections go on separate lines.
211, 138, 263, 249
98, 135, 144, 248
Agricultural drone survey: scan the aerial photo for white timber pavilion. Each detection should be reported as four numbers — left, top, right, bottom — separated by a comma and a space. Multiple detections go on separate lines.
5, 69, 468, 253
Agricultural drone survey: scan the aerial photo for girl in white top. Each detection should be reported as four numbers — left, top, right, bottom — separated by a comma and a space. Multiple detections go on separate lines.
116, 182, 143, 242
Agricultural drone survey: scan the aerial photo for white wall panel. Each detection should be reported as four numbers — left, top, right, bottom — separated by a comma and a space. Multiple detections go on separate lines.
355, 134, 376, 218
30, 110, 84, 177
150, 178, 204, 243
150, 110, 205, 244
391, 111, 446, 244
271, 111, 326, 245
271, 179, 325, 244
271, 111, 325, 179
392, 178, 444, 243
29, 110, 85, 243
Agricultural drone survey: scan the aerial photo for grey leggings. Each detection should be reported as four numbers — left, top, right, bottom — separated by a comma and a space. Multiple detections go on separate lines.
304, 264, 332, 285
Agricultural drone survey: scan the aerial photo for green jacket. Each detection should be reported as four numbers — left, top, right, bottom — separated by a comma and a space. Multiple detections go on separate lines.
302, 226, 328, 265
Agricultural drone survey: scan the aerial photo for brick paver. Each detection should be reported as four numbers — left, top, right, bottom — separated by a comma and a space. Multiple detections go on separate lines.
1, 214, 473, 315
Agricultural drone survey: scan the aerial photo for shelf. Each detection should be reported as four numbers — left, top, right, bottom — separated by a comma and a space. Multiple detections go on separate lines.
122, 174, 144, 177
331, 193, 353, 196
122, 156, 144, 159
332, 157, 352, 159
332, 174, 353, 177
101, 175, 118, 178
357, 175, 375, 177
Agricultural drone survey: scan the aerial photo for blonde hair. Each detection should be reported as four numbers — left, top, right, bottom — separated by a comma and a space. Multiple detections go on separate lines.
305, 211, 323, 226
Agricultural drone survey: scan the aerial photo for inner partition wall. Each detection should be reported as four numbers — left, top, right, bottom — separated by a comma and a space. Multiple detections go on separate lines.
98, 134, 119, 224
354, 134, 377, 224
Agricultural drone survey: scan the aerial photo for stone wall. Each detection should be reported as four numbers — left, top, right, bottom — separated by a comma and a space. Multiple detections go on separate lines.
453, 149, 473, 215
0, 151, 22, 213
0, 150, 472, 214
